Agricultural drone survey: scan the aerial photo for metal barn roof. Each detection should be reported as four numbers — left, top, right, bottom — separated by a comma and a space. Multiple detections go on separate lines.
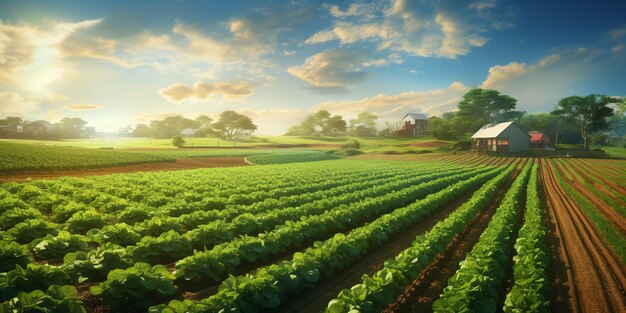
471, 121, 528, 139
403, 113, 428, 120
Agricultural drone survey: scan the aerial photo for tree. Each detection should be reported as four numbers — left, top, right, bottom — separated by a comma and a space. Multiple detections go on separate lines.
349, 112, 378, 136
172, 135, 185, 147
149, 116, 199, 138
429, 116, 454, 140
57, 117, 87, 138
195, 115, 215, 137
551, 94, 618, 150
454, 88, 518, 136
131, 124, 152, 137
2, 117, 23, 127
607, 98, 626, 138
326, 115, 347, 136
212, 111, 257, 140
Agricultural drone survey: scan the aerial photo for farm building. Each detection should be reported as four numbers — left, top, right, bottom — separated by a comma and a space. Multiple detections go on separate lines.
400, 113, 428, 135
529, 131, 551, 149
471, 122, 530, 153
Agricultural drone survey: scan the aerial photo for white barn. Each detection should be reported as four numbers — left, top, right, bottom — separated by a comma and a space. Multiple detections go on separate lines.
471, 122, 530, 153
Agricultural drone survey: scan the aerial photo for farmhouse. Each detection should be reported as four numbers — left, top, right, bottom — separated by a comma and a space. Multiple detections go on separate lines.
471, 121, 530, 153
400, 113, 428, 135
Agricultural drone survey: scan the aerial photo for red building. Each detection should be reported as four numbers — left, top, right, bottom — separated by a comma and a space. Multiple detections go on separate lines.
529, 131, 550, 149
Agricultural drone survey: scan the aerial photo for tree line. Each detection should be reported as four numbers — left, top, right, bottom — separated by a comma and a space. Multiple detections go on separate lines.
122, 110, 257, 140
0, 117, 94, 139
428, 88, 625, 150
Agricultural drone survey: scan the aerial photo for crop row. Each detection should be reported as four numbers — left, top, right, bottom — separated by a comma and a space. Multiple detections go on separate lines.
149, 166, 504, 312
326, 162, 517, 312
432, 162, 531, 312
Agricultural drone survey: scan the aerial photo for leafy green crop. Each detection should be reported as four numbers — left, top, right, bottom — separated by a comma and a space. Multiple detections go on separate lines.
90, 262, 176, 310
0, 264, 71, 301
31, 231, 88, 260
8, 219, 59, 244
0, 285, 85, 313
503, 164, 550, 313
0, 240, 31, 272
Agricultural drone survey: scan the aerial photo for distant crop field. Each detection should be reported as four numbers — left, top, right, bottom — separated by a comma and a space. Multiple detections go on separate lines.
0, 141, 175, 172
0, 155, 624, 312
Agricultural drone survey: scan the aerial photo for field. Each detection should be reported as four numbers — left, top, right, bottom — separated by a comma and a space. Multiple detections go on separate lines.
0, 146, 625, 312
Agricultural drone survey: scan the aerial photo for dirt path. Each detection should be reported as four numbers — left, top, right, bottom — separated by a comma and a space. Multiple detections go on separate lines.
541, 159, 626, 313
0, 157, 250, 182
383, 158, 525, 313
569, 159, 626, 198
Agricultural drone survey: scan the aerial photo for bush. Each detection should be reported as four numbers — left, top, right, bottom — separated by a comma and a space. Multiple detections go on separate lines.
172, 136, 185, 148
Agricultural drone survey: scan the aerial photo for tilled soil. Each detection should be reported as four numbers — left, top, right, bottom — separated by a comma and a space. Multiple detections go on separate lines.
0, 157, 250, 182
541, 159, 626, 313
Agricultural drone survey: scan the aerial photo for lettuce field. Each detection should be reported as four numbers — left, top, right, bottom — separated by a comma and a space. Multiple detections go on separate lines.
0, 154, 625, 313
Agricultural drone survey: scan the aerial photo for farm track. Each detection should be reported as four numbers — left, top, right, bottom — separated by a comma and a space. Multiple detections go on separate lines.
553, 160, 626, 234
0, 157, 249, 182
541, 159, 626, 313
383, 158, 525, 313
273, 181, 483, 313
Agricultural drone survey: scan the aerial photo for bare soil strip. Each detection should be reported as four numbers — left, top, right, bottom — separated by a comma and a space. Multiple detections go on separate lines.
569, 159, 626, 197
383, 158, 525, 313
541, 159, 626, 313
0, 157, 250, 182
553, 160, 626, 234
566, 159, 626, 205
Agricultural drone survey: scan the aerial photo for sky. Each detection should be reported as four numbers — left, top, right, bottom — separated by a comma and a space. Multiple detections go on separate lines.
0, 0, 625, 134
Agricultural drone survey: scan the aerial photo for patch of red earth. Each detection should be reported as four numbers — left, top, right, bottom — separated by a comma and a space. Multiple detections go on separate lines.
0, 157, 249, 183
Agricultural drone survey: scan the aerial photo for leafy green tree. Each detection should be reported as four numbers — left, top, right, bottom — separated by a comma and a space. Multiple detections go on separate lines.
429, 115, 455, 140
171, 135, 185, 147
56, 117, 87, 138
149, 116, 199, 139
453, 88, 517, 136
131, 124, 151, 137
349, 112, 378, 136
551, 94, 618, 150
607, 98, 626, 138
212, 111, 257, 140
326, 115, 347, 136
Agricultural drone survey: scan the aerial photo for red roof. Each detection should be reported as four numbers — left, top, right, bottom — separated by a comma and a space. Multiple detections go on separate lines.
529, 132, 545, 142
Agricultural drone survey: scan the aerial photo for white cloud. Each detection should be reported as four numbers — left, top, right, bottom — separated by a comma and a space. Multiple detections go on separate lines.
305, 0, 500, 59
0, 92, 40, 117
315, 82, 469, 120
287, 50, 369, 88
159, 81, 256, 103
480, 49, 626, 112
135, 112, 183, 123
63, 104, 104, 111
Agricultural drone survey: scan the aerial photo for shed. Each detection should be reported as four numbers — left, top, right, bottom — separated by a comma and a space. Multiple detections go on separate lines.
528, 131, 550, 149
471, 122, 530, 153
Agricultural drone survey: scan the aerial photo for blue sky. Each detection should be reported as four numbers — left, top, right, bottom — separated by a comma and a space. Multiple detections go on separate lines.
0, 0, 625, 133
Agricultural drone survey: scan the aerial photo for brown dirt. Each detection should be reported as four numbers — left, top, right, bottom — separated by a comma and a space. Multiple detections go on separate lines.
570, 159, 626, 197
0, 157, 250, 183
553, 160, 626, 234
408, 141, 452, 148
541, 159, 626, 313
384, 158, 525, 313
